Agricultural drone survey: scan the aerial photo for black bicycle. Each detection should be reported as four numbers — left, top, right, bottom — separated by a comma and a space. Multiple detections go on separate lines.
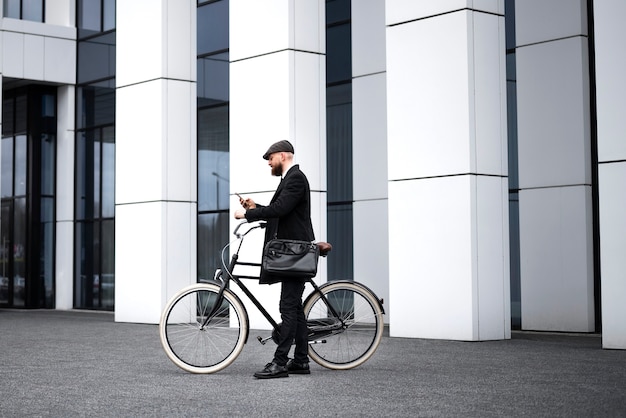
159, 221, 385, 374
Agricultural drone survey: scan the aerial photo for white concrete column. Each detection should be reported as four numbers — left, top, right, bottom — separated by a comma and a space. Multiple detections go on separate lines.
594, 0, 626, 349
386, 1, 510, 341
55, 85, 75, 310
515, 1, 595, 332
229, 0, 326, 330
115, 1, 197, 323
351, 0, 389, 322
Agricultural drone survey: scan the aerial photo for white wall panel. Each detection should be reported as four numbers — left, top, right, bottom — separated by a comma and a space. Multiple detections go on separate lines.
354, 199, 389, 322
166, 1, 196, 81
115, 202, 196, 323
599, 163, 626, 348
594, 0, 626, 162
45, 0, 74, 26
2, 31, 24, 77
116, 1, 164, 87
352, 0, 386, 77
55, 86, 75, 310
516, 37, 591, 189
353, 73, 388, 200
386, 12, 472, 180
116, 81, 166, 204
115, 1, 197, 323
23, 34, 44, 80
386, 0, 503, 26
230, 52, 293, 195
473, 12, 508, 176
44, 37, 75, 84
230, 0, 290, 61
515, 0, 586, 46
519, 186, 594, 331
386, 6, 509, 340
594, 1, 626, 349
389, 177, 475, 340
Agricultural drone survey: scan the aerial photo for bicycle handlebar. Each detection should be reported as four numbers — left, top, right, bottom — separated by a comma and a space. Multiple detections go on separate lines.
233, 220, 266, 238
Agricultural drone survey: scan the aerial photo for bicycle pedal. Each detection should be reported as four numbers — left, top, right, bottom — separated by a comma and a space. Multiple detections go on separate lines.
257, 335, 272, 345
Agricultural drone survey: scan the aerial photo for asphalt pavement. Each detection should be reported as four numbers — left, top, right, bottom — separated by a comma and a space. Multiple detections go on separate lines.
1, 309, 626, 417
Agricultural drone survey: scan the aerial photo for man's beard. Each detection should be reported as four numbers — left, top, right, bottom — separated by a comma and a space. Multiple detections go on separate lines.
271, 164, 283, 177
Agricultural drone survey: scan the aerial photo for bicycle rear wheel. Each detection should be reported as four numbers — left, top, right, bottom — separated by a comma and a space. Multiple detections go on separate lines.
159, 283, 248, 374
303, 281, 384, 370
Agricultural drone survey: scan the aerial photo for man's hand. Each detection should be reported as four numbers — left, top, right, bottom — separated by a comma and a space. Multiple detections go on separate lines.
234, 209, 246, 219
240, 197, 256, 210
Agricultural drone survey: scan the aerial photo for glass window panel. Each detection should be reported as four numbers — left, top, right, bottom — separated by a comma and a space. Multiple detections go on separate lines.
40, 196, 54, 223
326, 85, 352, 203
197, 0, 229, 55
101, 127, 115, 218
3, 97, 14, 135
14, 135, 27, 196
79, 0, 102, 32
197, 53, 229, 106
93, 137, 101, 219
76, 82, 116, 129
326, 0, 350, 25
74, 221, 97, 308
103, 0, 116, 31
326, 23, 352, 84
1, 202, 10, 305
1, 138, 14, 198
15, 94, 27, 133
197, 212, 229, 282
3, 0, 20, 18
198, 106, 229, 212
22, 0, 44, 22
13, 198, 26, 307
41, 134, 55, 196
75, 132, 87, 220
100, 219, 115, 309
327, 204, 353, 281
40, 221, 54, 307
77, 33, 116, 84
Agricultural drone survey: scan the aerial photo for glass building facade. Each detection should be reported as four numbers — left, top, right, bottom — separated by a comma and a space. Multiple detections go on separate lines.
1, 0, 625, 348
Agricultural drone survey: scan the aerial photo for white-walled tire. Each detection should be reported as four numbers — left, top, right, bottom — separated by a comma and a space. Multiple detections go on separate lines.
159, 283, 248, 374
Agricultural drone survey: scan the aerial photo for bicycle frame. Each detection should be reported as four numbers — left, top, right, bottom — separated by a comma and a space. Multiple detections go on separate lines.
201, 221, 343, 337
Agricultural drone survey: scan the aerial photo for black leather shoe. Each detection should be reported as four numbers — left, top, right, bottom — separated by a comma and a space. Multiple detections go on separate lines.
287, 359, 310, 375
253, 362, 289, 379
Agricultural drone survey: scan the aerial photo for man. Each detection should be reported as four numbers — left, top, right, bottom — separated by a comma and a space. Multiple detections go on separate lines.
234, 140, 315, 379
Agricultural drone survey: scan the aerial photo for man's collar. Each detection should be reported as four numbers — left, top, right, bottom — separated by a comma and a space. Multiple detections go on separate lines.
282, 161, 295, 178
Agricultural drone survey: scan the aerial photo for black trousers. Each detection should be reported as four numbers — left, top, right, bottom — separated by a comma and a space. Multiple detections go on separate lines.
273, 280, 308, 366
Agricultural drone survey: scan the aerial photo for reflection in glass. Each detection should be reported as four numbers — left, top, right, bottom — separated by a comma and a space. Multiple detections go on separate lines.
101, 128, 115, 219
79, 0, 101, 32
3, 0, 20, 19
22, 0, 43, 22
326, 84, 352, 203
1, 138, 14, 198
198, 106, 229, 212
197, 0, 229, 55
198, 212, 230, 282
197, 53, 229, 107
326, 24, 352, 84
14, 135, 27, 196
13, 198, 26, 307
77, 34, 116, 84
0, 203, 10, 305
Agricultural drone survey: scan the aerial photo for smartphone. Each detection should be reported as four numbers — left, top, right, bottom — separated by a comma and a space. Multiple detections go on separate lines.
235, 192, 243, 199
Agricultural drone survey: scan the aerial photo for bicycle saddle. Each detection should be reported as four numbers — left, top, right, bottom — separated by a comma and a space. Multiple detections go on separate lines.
317, 242, 332, 257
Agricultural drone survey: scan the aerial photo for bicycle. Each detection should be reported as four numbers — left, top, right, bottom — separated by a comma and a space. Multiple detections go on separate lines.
159, 220, 385, 374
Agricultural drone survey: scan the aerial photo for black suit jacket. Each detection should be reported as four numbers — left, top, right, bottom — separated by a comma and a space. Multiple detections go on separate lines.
244, 164, 315, 283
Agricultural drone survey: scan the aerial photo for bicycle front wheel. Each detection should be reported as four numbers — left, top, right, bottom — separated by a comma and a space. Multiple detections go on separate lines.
159, 283, 248, 374
303, 281, 384, 370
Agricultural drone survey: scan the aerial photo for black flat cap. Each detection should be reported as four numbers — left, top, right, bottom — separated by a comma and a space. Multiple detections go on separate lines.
263, 140, 295, 159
